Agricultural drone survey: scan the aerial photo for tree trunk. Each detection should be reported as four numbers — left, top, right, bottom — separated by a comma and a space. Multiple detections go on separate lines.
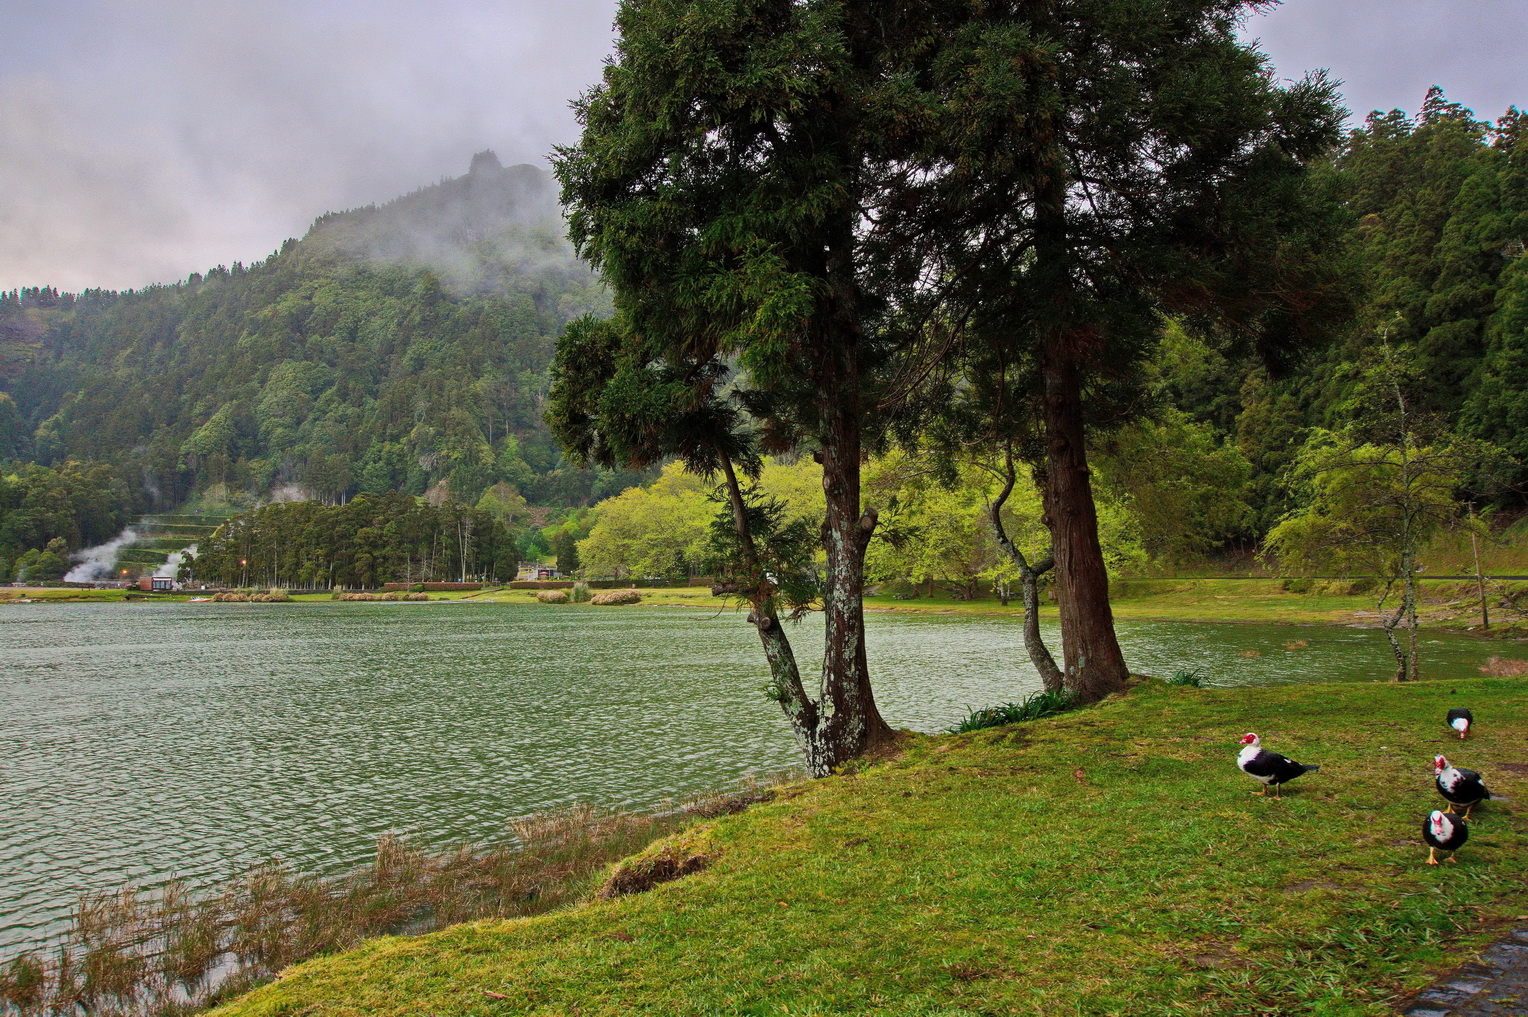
818, 390, 894, 769
719, 454, 829, 776
1469, 507, 1490, 629
1382, 598, 1408, 682
988, 455, 1064, 694
1402, 545, 1420, 681
1038, 350, 1131, 702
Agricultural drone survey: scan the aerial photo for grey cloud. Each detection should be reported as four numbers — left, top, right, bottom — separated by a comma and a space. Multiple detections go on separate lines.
2, 0, 1522, 293
1244, 0, 1527, 124
0, 0, 619, 292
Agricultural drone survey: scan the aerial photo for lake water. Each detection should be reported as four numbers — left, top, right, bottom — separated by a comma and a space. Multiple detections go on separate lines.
0, 601, 1505, 957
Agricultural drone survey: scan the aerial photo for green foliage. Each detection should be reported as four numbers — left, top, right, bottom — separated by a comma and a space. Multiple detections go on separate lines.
1094, 409, 1255, 561
863, 454, 1006, 601
0, 459, 136, 567
552, 529, 580, 576
186, 493, 516, 589
1165, 669, 1204, 688
1265, 427, 1495, 583
576, 464, 712, 580
947, 689, 1079, 734
705, 488, 820, 618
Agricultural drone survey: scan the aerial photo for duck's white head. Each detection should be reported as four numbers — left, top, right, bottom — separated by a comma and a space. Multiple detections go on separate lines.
1451, 716, 1470, 737
1240, 732, 1260, 747
1429, 811, 1451, 838
1434, 755, 1451, 775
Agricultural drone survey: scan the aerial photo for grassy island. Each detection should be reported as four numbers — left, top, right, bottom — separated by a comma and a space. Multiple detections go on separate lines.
211, 677, 1526, 1017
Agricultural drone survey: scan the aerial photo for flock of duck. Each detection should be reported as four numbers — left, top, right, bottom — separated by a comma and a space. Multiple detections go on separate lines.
1236, 708, 1492, 865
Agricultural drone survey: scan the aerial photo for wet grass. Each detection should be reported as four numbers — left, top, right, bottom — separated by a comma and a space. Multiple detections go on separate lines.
199, 676, 1528, 1017
0, 789, 784, 1017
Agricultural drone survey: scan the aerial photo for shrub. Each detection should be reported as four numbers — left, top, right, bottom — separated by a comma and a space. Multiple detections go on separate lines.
947, 688, 1078, 733
570, 581, 592, 603
590, 589, 642, 606
212, 592, 249, 602
406, 592, 430, 601
1480, 656, 1528, 677
536, 590, 570, 604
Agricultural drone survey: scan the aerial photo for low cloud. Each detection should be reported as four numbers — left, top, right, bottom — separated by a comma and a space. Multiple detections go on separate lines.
3, 0, 1521, 294
0, 0, 618, 292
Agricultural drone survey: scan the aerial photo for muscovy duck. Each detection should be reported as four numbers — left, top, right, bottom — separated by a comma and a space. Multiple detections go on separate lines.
1434, 755, 1490, 818
1446, 708, 1473, 740
1422, 810, 1467, 865
1237, 733, 1319, 797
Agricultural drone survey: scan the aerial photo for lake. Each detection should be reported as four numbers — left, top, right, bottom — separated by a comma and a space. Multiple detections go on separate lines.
0, 600, 1504, 957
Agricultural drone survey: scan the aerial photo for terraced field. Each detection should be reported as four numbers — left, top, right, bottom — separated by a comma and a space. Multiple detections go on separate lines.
113, 513, 230, 573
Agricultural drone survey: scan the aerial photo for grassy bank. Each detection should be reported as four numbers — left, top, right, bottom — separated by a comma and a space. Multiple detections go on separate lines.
210, 677, 1528, 1017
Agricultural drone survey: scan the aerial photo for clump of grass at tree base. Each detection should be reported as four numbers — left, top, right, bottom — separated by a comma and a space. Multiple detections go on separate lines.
947, 687, 1079, 733
1166, 667, 1205, 687
198, 677, 1528, 1017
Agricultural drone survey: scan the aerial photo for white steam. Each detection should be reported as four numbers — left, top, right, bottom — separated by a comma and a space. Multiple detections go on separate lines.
63, 529, 141, 583
156, 544, 197, 579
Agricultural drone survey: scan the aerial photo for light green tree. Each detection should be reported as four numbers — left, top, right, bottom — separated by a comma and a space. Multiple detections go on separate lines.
576, 463, 712, 580
1265, 367, 1502, 683
1094, 409, 1255, 564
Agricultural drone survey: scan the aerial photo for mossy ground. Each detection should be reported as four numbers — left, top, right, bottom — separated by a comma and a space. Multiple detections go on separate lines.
212, 677, 1528, 1017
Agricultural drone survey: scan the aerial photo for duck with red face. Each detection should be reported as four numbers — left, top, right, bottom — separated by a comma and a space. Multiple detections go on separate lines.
1446, 708, 1473, 739
1236, 733, 1319, 798
1423, 810, 1467, 865
1434, 755, 1490, 819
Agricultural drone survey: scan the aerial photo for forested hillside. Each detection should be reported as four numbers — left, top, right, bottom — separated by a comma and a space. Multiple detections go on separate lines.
0, 152, 630, 533
1164, 89, 1528, 531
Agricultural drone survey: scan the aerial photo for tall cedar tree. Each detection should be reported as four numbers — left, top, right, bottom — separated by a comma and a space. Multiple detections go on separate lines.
550, 1, 959, 773
908, 1, 1351, 701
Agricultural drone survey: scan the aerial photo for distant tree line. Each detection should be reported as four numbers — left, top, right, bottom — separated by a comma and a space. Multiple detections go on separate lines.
184, 493, 519, 589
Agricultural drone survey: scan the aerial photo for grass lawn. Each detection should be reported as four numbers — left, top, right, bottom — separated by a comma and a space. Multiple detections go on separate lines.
212, 676, 1528, 1017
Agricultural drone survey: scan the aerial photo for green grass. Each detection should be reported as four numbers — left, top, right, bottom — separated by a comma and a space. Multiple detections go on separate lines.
947, 688, 1079, 732
210, 677, 1528, 1017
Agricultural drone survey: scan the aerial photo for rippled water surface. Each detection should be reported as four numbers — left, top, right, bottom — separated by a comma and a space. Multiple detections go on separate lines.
0, 601, 1505, 955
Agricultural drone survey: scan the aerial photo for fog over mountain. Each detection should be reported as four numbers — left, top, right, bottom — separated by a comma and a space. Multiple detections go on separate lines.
2, 0, 1523, 294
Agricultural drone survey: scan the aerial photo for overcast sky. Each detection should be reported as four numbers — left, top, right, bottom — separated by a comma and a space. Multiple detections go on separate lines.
2, 0, 1524, 294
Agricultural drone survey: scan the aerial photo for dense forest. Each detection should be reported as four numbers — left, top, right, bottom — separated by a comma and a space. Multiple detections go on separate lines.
1, 90, 1524, 588
184, 493, 518, 589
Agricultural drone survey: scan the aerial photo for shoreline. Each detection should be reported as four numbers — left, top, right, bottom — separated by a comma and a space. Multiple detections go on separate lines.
8, 579, 1528, 640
